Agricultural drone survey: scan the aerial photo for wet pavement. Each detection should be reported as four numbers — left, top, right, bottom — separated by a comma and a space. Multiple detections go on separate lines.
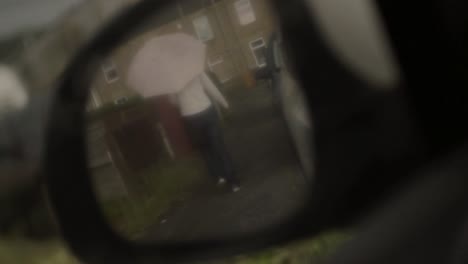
141, 82, 309, 241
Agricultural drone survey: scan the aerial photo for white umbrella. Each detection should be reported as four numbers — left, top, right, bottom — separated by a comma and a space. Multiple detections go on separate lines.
127, 33, 206, 98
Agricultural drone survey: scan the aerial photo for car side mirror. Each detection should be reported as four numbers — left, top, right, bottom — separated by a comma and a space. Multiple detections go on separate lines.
40, 0, 430, 263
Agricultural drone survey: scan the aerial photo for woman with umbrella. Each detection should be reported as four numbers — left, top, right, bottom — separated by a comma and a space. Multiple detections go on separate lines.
177, 72, 240, 192
128, 33, 240, 192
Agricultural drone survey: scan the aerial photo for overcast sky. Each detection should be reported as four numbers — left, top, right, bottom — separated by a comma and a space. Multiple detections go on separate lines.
0, 0, 83, 39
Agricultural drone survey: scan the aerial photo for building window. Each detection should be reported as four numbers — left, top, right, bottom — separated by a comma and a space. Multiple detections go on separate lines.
234, 0, 256, 26
101, 59, 119, 84
207, 56, 232, 83
249, 38, 267, 67
193, 15, 214, 42
207, 56, 224, 71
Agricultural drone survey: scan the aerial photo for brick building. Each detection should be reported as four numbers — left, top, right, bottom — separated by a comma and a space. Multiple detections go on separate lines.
89, 0, 277, 107
6, 0, 278, 199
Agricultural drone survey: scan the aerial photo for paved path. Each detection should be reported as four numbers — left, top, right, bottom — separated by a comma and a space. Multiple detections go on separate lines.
141, 82, 308, 241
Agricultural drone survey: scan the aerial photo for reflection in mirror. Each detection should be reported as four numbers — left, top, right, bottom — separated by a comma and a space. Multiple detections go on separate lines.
86, 0, 313, 242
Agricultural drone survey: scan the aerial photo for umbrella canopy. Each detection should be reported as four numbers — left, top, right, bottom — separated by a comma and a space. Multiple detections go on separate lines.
127, 33, 206, 98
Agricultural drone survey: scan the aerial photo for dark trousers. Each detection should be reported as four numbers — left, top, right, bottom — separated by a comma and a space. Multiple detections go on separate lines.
184, 107, 238, 185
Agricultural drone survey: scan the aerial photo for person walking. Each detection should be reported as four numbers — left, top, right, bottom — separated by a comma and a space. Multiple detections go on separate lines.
176, 72, 240, 192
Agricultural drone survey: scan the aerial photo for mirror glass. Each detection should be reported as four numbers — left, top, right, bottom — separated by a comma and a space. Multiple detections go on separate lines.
86, 0, 313, 241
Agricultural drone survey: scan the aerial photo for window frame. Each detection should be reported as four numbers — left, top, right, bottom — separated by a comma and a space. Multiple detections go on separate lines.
101, 59, 119, 84
249, 37, 267, 67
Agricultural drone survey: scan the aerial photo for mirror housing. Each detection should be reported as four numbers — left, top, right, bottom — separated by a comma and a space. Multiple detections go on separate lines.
43, 0, 429, 263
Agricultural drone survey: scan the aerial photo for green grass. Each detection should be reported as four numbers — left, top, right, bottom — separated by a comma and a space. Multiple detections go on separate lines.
0, 240, 80, 264
0, 157, 208, 263
208, 231, 351, 264
100, 156, 207, 238
0, 231, 349, 264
